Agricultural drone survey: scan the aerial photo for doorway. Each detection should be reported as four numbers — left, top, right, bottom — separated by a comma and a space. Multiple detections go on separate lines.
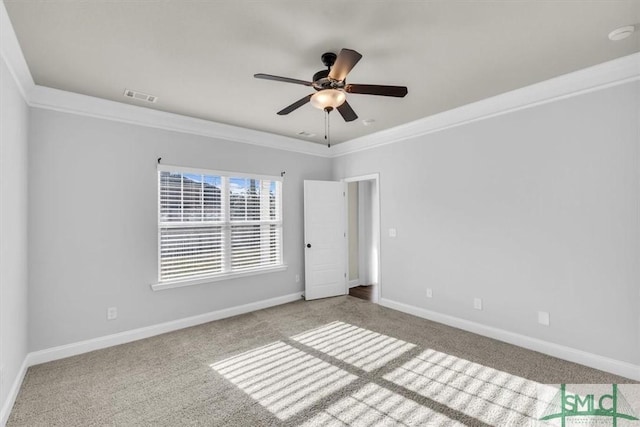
344, 174, 380, 303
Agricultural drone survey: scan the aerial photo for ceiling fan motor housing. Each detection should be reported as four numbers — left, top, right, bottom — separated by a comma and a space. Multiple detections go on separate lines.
313, 52, 344, 91
312, 69, 330, 83
312, 73, 345, 91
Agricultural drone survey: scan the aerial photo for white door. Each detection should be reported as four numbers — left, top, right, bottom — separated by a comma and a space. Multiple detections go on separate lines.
304, 180, 346, 300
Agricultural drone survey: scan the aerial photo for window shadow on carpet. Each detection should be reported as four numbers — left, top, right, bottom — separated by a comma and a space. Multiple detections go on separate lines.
211, 321, 558, 426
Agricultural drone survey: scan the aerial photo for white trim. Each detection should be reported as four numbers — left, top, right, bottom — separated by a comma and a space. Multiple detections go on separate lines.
0, 6, 32, 425
2, 292, 301, 423
27, 292, 301, 367
151, 265, 288, 291
3, 0, 638, 161
28, 86, 331, 158
379, 298, 640, 381
341, 174, 382, 302
25, 58, 639, 161
330, 52, 640, 158
0, 1, 34, 102
2, 0, 638, 160
0, 0, 328, 157
156, 167, 284, 286
0, 358, 28, 427
348, 279, 361, 288
157, 163, 283, 182
342, 173, 380, 183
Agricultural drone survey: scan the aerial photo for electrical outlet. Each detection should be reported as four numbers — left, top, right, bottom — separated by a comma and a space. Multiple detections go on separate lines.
295, 274, 300, 283
388, 228, 397, 238
473, 298, 482, 310
107, 307, 118, 320
538, 311, 550, 326
426, 288, 433, 298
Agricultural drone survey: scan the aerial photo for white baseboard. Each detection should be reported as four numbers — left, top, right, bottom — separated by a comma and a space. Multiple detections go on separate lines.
27, 292, 302, 366
379, 298, 640, 381
2, 292, 302, 425
0, 357, 28, 427
6, 293, 636, 426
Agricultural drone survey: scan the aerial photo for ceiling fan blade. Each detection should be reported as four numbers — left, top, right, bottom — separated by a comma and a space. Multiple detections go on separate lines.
345, 84, 408, 97
328, 49, 362, 81
254, 73, 313, 86
277, 94, 313, 115
337, 101, 358, 122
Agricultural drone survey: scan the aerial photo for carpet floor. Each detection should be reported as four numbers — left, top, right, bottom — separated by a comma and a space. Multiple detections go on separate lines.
7, 296, 634, 426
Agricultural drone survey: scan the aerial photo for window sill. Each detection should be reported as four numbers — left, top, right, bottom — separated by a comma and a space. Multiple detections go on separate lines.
151, 264, 288, 291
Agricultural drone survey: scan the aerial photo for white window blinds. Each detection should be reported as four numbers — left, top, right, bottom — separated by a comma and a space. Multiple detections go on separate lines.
158, 165, 282, 283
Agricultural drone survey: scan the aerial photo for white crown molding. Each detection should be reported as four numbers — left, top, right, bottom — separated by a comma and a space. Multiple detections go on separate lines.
331, 52, 640, 158
0, 2, 328, 158
379, 298, 640, 381
28, 51, 639, 160
0, 0, 34, 102
3, 0, 638, 160
28, 86, 331, 157
26, 292, 302, 366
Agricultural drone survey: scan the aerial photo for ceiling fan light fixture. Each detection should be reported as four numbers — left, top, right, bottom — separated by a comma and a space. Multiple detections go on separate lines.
310, 89, 346, 110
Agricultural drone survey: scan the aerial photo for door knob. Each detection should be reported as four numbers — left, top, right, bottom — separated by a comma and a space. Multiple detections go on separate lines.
306, 243, 311, 248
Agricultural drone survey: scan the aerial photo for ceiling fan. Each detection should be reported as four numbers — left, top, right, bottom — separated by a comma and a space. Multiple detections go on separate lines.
254, 48, 408, 123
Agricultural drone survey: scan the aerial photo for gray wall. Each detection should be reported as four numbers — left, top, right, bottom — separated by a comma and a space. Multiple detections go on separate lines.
16, 75, 640, 369
28, 108, 331, 351
333, 81, 640, 365
0, 57, 29, 410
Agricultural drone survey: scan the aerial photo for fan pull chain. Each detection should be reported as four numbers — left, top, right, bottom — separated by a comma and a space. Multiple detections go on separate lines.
324, 109, 328, 147
324, 107, 332, 148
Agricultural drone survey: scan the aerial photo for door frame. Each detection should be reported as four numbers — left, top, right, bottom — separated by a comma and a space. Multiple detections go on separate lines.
342, 173, 381, 302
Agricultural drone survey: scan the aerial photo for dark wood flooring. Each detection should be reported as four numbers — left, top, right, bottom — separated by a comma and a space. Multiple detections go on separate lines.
349, 285, 376, 302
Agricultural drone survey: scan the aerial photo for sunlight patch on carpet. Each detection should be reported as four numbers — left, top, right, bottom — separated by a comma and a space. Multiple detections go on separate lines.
292, 321, 416, 372
300, 382, 464, 427
211, 341, 357, 420
383, 348, 556, 426
210, 323, 561, 425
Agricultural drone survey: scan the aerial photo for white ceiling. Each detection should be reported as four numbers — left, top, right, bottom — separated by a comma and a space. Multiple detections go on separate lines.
4, 0, 640, 145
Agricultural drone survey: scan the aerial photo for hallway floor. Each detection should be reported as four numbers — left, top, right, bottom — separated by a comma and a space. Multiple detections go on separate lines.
349, 285, 376, 302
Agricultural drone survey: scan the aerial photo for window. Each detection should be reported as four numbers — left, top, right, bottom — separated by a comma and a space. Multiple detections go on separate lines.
156, 165, 283, 287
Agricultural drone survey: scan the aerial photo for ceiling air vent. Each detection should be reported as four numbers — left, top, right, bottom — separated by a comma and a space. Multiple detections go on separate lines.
123, 89, 157, 103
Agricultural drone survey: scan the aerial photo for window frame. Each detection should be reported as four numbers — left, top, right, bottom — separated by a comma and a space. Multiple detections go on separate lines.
152, 164, 286, 291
